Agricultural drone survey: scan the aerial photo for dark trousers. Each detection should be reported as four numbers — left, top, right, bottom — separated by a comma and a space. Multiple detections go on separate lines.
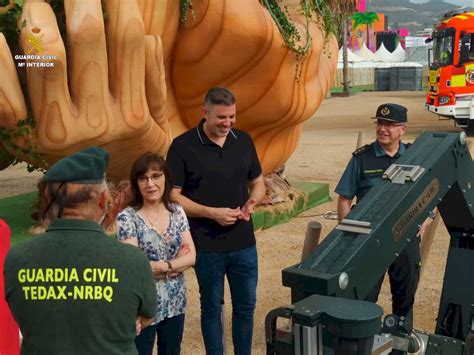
135, 314, 185, 355
194, 245, 258, 355
366, 235, 421, 329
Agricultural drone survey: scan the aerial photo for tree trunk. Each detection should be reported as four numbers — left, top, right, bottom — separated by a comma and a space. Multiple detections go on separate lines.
342, 17, 350, 96
366, 23, 370, 49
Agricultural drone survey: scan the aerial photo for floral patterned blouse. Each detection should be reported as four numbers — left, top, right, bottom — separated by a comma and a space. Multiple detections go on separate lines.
116, 203, 190, 324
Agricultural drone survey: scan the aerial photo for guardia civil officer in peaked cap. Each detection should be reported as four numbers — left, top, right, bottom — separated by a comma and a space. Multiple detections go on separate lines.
335, 103, 433, 330
4, 147, 157, 355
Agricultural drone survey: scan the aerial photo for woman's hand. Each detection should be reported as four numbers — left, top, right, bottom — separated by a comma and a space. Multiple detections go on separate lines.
150, 260, 179, 279
150, 260, 168, 278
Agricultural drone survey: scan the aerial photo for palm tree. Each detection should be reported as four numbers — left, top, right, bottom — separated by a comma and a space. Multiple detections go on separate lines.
331, 1, 358, 96
351, 11, 379, 49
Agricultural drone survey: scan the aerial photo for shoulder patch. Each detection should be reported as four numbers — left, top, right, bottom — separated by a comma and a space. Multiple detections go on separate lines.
352, 144, 371, 157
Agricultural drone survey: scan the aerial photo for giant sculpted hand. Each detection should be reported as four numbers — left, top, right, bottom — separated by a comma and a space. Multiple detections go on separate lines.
0, 0, 175, 177
171, 0, 338, 174
0, 0, 337, 178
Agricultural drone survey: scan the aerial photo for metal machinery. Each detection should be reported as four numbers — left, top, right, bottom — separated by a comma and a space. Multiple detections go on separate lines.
265, 132, 474, 355
425, 8, 474, 131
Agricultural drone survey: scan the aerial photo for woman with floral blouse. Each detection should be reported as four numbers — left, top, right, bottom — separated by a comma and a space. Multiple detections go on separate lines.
117, 153, 195, 355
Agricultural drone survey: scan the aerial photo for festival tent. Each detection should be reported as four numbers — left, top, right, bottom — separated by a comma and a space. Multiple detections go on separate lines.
392, 43, 406, 62
337, 47, 364, 63
355, 42, 382, 61
375, 43, 398, 62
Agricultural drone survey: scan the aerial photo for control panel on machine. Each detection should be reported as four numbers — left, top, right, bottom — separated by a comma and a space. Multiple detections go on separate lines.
266, 132, 474, 355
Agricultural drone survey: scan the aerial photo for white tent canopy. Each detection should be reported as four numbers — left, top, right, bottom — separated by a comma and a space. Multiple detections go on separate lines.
337, 47, 364, 62
375, 43, 398, 62
392, 43, 406, 62
336, 43, 421, 69
355, 42, 382, 61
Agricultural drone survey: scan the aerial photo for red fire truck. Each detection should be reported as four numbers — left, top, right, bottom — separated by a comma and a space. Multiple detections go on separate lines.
425, 8, 474, 131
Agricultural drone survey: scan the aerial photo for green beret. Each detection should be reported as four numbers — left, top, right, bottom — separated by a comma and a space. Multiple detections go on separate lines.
42, 146, 109, 184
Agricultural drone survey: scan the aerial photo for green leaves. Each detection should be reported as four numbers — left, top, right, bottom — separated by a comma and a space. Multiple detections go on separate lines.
0, 122, 47, 173
351, 11, 379, 30
0, 2, 23, 50
180, 0, 195, 24
351, 11, 378, 48
263, 0, 311, 56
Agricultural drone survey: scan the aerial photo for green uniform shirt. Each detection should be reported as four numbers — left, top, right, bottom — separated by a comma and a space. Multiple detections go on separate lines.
4, 219, 157, 355
335, 141, 408, 202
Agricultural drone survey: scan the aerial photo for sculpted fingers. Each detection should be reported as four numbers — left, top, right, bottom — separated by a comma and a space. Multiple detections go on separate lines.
19, 1, 72, 149
172, 0, 337, 174
105, 0, 148, 129
248, 24, 337, 173
144, 35, 172, 152
64, 0, 110, 133
173, 0, 273, 129
144, 36, 167, 126
137, 0, 180, 61
0, 34, 27, 128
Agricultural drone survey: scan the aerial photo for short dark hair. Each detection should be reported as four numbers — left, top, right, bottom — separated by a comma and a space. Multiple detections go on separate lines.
129, 152, 172, 211
204, 87, 236, 110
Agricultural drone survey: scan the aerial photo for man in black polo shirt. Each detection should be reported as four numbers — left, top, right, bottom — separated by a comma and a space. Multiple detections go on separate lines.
167, 87, 265, 355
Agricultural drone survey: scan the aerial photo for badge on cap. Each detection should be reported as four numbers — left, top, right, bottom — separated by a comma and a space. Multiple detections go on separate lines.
381, 106, 390, 116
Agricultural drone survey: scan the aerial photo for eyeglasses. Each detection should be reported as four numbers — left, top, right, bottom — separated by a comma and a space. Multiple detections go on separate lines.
137, 172, 164, 184
376, 121, 406, 129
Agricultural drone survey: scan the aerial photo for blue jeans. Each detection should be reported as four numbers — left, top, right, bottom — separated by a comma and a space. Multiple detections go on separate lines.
195, 245, 258, 355
135, 314, 185, 355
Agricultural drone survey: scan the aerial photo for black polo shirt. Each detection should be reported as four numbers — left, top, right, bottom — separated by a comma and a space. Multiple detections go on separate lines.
166, 119, 262, 252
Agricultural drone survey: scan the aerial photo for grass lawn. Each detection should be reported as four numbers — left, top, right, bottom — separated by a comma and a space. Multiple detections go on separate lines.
1, 182, 331, 246
0, 192, 36, 246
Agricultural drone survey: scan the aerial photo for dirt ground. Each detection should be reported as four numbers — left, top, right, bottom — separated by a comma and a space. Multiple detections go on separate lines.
0, 91, 462, 354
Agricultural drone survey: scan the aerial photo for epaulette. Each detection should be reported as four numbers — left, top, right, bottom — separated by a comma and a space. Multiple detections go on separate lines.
352, 144, 370, 157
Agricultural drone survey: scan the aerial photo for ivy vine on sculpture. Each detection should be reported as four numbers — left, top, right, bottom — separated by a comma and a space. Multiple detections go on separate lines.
0, 0, 348, 180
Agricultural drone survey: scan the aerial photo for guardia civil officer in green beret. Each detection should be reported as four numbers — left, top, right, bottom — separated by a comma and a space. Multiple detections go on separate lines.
335, 103, 433, 329
4, 147, 157, 355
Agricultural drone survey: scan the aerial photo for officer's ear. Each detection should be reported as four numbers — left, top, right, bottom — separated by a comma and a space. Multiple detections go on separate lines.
399, 124, 408, 136
98, 190, 109, 210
